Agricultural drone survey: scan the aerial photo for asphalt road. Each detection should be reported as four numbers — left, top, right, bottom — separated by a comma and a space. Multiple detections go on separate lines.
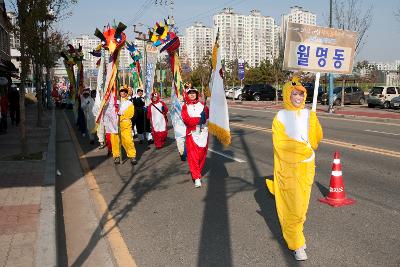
65, 107, 400, 267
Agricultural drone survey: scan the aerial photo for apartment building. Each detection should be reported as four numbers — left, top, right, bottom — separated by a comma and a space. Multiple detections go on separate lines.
280, 6, 316, 49
213, 8, 277, 67
183, 22, 214, 68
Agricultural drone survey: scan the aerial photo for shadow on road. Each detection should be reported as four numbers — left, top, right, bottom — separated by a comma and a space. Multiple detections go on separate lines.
198, 140, 233, 266
233, 128, 300, 266
315, 181, 329, 197
59, 109, 181, 266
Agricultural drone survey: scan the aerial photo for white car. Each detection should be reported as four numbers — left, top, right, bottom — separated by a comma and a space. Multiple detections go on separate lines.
226, 86, 243, 100
367, 86, 400, 109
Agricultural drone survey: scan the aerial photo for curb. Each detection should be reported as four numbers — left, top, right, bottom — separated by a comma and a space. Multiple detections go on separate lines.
35, 108, 57, 267
316, 111, 400, 124
229, 103, 400, 124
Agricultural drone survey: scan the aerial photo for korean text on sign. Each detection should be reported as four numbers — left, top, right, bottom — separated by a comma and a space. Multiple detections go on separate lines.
289, 42, 352, 73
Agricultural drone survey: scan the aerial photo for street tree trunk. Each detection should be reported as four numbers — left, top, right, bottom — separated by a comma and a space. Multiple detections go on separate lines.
35, 64, 43, 127
19, 57, 28, 156
17, 0, 29, 156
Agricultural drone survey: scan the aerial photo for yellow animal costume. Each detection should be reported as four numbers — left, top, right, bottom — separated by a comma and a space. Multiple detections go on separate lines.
266, 77, 323, 251
111, 97, 136, 158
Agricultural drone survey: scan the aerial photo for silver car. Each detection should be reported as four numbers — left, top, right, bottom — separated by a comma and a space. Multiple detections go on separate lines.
390, 96, 400, 109
226, 86, 243, 100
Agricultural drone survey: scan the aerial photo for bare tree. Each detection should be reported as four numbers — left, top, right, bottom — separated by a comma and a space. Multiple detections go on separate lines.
333, 0, 373, 53
10, 0, 76, 155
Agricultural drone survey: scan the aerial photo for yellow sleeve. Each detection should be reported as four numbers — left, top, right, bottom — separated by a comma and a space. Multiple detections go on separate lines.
120, 104, 134, 120
272, 115, 313, 164
308, 111, 323, 150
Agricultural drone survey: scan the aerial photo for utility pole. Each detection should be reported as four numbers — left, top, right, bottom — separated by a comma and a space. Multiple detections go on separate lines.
328, 0, 335, 113
133, 24, 148, 89
133, 24, 150, 147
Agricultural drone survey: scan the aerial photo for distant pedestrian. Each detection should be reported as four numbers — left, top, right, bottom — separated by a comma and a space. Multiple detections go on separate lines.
266, 77, 323, 261
0, 91, 8, 133
181, 86, 209, 188
8, 84, 20, 126
51, 86, 60, 108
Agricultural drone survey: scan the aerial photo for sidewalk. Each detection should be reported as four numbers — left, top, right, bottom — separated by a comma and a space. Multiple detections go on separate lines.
227, 100, 400, 122
0, 103, 54, 267
56, 109, 116, 267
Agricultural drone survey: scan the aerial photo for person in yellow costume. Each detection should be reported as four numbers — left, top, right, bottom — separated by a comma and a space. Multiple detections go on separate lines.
266, 77, 323, 261
111, 86, 137, 165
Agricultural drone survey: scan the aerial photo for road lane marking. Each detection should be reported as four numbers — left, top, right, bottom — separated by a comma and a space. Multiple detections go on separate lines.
208, 148, 246, 163
63, 111, 138, 267
230, 122, 400, 159
229, 106, 400, 126
364, 129, 400, 136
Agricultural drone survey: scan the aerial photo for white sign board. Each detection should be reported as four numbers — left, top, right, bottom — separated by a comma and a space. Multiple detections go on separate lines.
283, 22, 357, 74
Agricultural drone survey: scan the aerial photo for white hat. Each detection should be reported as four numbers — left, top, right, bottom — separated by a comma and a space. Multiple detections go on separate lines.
185, 87, 198, 94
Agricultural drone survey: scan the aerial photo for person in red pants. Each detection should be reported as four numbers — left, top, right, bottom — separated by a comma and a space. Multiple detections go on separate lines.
181, 87, 209, 188
147, 92, 168, 149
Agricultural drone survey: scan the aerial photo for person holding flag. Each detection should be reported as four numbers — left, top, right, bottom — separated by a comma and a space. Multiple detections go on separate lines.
266, 77, 323, 261
147, 92, 169, 149
111, 86, 137, 165
181, 86, 209, 188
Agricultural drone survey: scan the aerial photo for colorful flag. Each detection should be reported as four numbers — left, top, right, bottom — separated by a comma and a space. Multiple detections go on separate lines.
208, 41, 231, 146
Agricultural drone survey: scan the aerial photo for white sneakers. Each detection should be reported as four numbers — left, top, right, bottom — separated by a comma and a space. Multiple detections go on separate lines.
194, 179, 202, 188
293, 245, 307, 261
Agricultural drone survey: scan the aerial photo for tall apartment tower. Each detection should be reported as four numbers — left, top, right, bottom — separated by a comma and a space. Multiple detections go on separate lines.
183, 22, 214, 68
280, 6, 316, 50
213, 8, 277, 67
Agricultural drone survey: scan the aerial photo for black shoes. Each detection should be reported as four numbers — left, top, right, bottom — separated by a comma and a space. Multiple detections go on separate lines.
148, 139, 154, 144
114, 157, 120, 164
130, 157, 137, 165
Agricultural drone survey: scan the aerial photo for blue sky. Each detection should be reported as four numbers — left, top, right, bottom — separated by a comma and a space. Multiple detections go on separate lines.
7, 0, 400, 62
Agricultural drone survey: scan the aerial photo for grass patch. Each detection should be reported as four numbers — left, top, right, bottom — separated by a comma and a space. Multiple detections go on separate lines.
0, 151, 44, 161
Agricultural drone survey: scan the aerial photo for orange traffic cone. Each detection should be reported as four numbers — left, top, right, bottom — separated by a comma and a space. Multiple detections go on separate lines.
319, 151, 355, 207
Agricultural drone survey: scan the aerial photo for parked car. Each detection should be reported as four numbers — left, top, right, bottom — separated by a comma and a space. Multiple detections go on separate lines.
225, 86, 243, 100
302, 82, 324, 103
321, 86, 365, 106
367, 86, 400, 109
390, 95, 400, 109
241, 84, 277, 101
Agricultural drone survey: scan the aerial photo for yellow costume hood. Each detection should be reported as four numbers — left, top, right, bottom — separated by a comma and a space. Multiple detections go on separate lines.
282, 77, 307, 111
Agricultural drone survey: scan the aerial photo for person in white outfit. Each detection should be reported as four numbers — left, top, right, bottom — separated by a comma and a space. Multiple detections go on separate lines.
81, 88, 96, 144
